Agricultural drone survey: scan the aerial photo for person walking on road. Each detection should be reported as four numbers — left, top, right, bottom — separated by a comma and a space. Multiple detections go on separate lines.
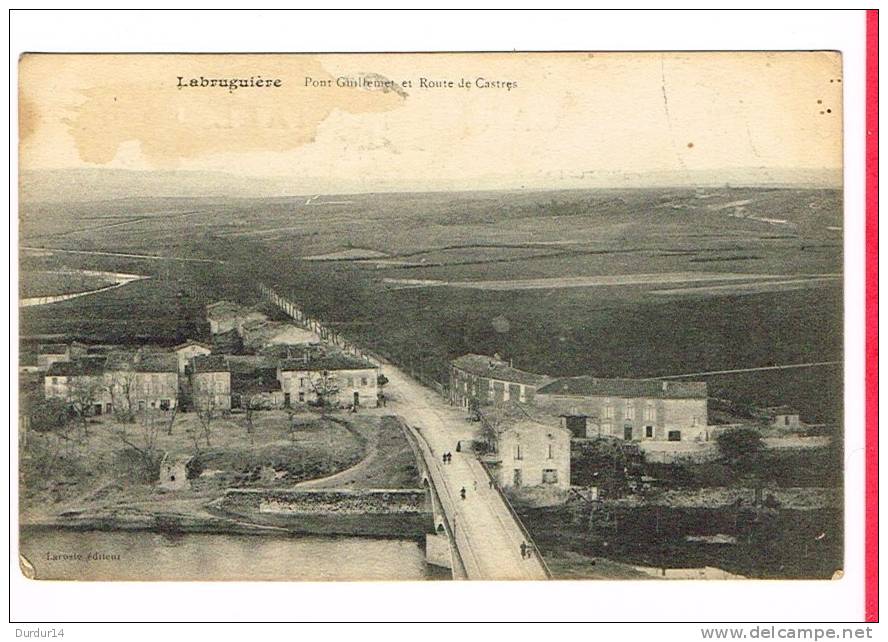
460, 487, 467, 500
442, 452, 448, 464
520, 542, 528, 559
473, 480, 478, 491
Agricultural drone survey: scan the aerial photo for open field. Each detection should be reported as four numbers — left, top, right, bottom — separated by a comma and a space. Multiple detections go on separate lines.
20, 270, 123, 298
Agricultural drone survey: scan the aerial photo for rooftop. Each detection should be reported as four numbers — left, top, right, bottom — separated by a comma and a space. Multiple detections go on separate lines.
46, 358, 106, 377
37, 343, 69, 355
173, 339, 213, 352
280, 352, 376, 372
537, 376, 708, 400
192, 354, 230, 373
451, 354, 551, 387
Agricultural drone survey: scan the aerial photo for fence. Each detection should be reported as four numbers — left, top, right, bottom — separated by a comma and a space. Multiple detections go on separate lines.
477, 459, 553, 579
260, 283, 450, 399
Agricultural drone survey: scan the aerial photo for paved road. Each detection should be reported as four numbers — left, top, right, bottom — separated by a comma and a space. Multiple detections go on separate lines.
384, 364, 549, 580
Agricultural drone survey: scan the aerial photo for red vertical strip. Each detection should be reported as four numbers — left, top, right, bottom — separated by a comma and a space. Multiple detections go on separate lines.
865, 8, 879, 624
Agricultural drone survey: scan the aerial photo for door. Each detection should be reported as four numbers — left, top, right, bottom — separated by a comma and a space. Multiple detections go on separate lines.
284, 393, 291, 407
353, 391, 360, 407
512, 469, 523, 487
93, 403, 102, 416
624, 426, 633, 441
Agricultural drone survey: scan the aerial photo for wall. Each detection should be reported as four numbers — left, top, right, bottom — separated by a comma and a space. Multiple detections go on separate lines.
279, 367, 378, 408
535, 393, 708, 442
193, 371, 231, 410
495, 426, 571, 489
175, 345, 211, 374
219, 488, 432, 537
450, 366, 536, 408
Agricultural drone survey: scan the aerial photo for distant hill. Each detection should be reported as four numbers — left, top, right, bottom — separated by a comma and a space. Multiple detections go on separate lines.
18, 167, 842, 203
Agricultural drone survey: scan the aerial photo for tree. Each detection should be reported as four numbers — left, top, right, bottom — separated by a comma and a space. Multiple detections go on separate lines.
192, 392, 217, 450
67, 376, 103, 438
309, 370, 339, 415
29, 398, 73, 433
107, 369, 138, 423
716, 427, 764, 472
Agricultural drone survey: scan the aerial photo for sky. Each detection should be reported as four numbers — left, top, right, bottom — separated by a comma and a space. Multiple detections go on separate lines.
19, 52, 843, 193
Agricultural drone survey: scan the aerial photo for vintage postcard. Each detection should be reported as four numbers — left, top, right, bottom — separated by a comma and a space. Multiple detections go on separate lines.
17, 52, 843, 582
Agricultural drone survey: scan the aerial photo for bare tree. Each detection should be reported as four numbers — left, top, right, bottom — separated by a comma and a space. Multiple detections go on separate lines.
193, 391, 217, 448
67, 376, 103, 438
107, 369, 138, 423
309, 370, 339, 416
112, 410, 161, 480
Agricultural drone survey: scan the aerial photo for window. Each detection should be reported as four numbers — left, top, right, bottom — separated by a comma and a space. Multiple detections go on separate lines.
514, 444, 522, 460
645, 425, 654, 438
52, 377, 58, 384
668, 430, 681, 442
625, 404, 634, 420
604, 405, 614, 419
542, 469, 558, 484
299, 377, 305, 389
298, 392, 305, 402
644, 405, 656, 421
361, 377, 368, 386
346, 377, 354, 387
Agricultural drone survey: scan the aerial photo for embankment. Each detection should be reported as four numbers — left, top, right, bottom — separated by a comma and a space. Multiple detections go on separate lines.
216, 488, 432, 537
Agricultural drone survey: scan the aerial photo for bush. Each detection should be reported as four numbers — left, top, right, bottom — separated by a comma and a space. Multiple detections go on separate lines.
716, 428, 764, 472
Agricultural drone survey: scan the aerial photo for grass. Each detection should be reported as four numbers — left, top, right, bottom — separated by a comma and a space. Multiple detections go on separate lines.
518, 502, 843, 579
19, 409, 370, 522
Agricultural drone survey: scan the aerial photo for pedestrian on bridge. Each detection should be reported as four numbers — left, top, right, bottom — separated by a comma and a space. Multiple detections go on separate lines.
460, 487, 466, 500
520, 542, 528, 559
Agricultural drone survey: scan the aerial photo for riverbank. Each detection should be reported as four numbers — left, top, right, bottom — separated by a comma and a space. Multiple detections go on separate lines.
20, 411, 430, 539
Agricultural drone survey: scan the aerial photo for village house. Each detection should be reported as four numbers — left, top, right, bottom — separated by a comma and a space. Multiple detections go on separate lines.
104, 350, 180, 413
277, 350, 379, 408
37, 343, 71, 370
450, 353, 551, 409
191, 354, 232, 411
755, 405, 803, 430
483, 419, 572, 490
44, 358, 110, 414
205, 301, 267, 337
240, 319, 318, 351
172, 340, 212, 376
534, 377, 709, 442
228, 355, 285, 409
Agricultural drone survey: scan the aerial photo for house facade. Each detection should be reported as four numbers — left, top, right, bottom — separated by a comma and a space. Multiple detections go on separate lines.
205, 301, 267, 337
173, 340, 212, 375
191, 354, 232, 411
37, 343, 71, 370
44, 359, 110, 414
277, 353, 379, 408
535, 377, 709, 442
450, 354, 550, 409
486, 420, 571, 489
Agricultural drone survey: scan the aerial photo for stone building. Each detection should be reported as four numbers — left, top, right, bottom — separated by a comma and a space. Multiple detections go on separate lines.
485, 419, 572, 489
205, 301, 267, 337
172, 340, 212, 375
535, 377, 709, 442
191, 354, 232, 411
37, 343, 71, 370
449, 353, 551, 410
277, 351, 379, 408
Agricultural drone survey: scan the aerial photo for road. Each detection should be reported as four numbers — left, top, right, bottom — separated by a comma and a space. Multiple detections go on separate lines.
384, 362, 549, 580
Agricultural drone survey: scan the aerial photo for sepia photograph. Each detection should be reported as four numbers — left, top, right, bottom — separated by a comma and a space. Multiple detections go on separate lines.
15, 49, 850, 586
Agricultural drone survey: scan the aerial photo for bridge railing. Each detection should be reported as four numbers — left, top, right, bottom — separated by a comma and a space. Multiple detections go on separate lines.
477, 459, 554, 579
403, 423, 484, 579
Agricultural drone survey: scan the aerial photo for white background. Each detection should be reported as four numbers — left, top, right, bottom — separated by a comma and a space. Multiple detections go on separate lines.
6, 7, 872, 630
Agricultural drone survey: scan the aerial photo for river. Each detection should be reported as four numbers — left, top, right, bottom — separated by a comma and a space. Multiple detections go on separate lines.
20, 527, 447, 581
